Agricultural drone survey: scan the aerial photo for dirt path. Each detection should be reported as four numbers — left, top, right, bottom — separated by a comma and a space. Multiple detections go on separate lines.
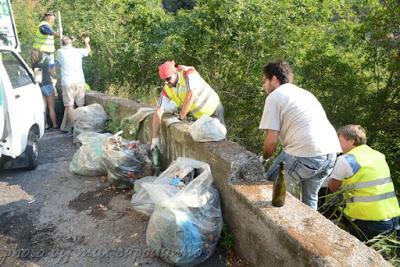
0, 130, 240, 267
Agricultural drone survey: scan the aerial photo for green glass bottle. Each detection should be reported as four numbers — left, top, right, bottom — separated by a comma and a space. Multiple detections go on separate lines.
152, 146, 160, 176
272, 161, 287, 207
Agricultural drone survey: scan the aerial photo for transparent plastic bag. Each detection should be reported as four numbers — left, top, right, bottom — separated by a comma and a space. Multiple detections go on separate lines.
69, 132, 112, 176
131, 176, 157, 217
140, 158, 223, 266
102, 135, 154, 188
73, 103, 108, 142
189, 115, 226, 142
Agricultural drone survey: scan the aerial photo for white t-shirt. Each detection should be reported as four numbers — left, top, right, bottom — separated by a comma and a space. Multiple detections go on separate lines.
330, 154, 360, 180
259, 83, 341, 157
56, 46, 89, 87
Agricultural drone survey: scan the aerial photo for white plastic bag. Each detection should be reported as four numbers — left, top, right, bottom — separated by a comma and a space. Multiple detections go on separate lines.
189, 115, 226, 142
136, 158, 223, 266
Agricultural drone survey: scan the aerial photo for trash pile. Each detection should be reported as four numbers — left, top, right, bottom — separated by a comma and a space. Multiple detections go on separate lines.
70, 131, 154, 188
68, 104, 224, 265
131, 158, 223, 266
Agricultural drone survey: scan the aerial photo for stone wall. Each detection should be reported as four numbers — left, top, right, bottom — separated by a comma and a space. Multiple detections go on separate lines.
86, 91, 391, 266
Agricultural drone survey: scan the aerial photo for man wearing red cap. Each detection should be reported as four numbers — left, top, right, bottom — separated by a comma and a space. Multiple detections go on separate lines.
151, 61, 224, 150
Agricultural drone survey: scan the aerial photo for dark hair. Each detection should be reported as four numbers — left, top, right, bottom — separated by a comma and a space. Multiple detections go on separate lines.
337, 124, 367, 146
263, 60, 294, 84
43, 11, 55, 19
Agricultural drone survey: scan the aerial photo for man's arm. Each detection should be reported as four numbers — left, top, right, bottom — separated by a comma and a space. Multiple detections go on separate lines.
263, 129, 279, 159
327, 154, 358, 192
328, 179, 342, 192
39, 25, 59, 37
152, 106, 164, 139
84, 37, 91, 53
179, 90, 193, 120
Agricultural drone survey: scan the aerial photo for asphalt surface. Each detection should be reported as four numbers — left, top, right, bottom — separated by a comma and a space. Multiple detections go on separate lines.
0, 129, 231, 267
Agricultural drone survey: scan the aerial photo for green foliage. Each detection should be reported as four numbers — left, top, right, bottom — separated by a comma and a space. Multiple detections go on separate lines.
105, 103, 121, 134
220, 223, 234, 249
162, 0, 195, 14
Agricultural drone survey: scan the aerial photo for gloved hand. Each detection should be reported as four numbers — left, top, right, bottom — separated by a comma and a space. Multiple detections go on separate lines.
259, 155, 270, 170
259, 155, 267, 164
151, 137, 160, 150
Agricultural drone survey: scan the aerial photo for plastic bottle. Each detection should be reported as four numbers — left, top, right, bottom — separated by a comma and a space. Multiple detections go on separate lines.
272, 161, 287, 207
152, 146, 160, 176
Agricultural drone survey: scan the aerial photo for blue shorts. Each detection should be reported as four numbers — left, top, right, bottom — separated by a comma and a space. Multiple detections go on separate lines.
41, 84, 54, 97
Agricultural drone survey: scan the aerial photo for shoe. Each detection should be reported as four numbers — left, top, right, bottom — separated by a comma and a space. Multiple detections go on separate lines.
65, 128, 74, 137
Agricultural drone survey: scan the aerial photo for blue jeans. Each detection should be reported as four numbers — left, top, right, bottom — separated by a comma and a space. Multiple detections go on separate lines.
345, 216, 400, 242
266, 151, 336, 209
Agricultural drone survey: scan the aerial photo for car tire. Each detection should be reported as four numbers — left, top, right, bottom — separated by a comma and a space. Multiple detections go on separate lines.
26, 131, 39, 170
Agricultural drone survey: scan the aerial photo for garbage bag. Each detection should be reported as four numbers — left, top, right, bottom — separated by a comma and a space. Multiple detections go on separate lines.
141, 158, 223, 266
73, 103, 108, 143
102, 134, 154, 188
70, 132, 112, 176
131, 176, 157, 217
189, 115, 226, 142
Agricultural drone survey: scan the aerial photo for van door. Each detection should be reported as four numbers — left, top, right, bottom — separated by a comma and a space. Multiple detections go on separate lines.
0, 80, 4, 157
0, 0, 20, 51
0, 49, 44, 157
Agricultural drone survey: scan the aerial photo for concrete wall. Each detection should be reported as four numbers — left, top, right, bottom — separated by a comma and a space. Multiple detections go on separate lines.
86, 91, 391, 267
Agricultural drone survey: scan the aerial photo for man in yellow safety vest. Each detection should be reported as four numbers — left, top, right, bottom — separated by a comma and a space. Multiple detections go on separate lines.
151, 60, 224, 150
328, 124, 400, 241
31, 11, 60, 67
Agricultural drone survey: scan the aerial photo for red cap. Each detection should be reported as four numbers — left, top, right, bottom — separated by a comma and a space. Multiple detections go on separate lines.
159, 61, 176, 79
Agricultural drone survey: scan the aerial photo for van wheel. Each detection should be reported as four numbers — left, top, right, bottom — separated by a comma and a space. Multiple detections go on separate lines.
26, 131, 39, 170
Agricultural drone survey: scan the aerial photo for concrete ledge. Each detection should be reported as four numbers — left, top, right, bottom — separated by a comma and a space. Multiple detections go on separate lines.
86, 91, 390, 266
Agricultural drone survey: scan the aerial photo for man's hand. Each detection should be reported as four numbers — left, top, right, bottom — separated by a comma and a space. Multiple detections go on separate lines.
151, 137, 160, 150
179, 113, 187, 121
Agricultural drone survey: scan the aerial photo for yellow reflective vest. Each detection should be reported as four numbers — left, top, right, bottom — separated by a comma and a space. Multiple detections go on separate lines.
32, 21, 55, 53
342, 145, 400, 220
162, 65, 220, 119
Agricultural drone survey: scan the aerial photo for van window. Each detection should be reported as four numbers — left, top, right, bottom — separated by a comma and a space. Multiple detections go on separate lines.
1, 51, 32, 88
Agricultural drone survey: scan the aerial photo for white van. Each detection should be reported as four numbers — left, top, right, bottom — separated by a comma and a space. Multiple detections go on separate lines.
0, 0, 45, 169
0, 47, 45, 169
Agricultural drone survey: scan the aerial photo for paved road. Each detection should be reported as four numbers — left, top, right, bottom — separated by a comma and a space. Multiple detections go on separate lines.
0, 130, 233, 267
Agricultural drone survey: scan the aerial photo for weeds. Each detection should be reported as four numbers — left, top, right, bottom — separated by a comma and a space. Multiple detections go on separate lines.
220, 223, 234, 249
105, 103, 122, 134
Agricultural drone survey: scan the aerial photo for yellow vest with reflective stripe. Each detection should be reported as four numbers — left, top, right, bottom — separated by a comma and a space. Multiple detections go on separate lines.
163, 66, 220, 119
32, 21, 55, 53
342, 145, 400, 220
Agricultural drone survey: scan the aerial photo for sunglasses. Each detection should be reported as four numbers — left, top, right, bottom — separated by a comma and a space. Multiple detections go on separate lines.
164, 73, 176, 82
